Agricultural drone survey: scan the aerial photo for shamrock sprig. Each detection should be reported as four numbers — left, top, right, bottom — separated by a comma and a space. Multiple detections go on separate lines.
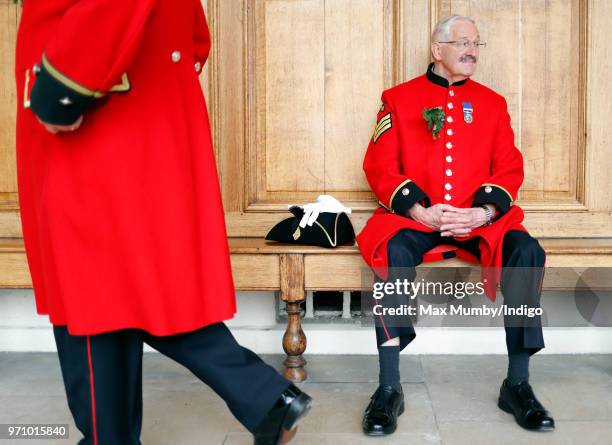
422, 106, 446, 140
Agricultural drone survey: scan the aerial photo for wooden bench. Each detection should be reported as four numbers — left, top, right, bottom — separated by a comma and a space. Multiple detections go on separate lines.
228, 237, 612, 381
2, 237, 612, 382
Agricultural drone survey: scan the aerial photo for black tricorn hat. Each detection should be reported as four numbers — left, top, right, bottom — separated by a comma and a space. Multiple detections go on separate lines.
265, 207, 355, 248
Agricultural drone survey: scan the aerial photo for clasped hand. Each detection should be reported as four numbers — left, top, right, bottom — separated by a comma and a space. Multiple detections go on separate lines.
408, 203, 489, 237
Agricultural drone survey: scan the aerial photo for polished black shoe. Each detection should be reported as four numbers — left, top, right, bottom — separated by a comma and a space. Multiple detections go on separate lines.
253, 384, 312, 445
362, 384, 405, 436
498, 379, 555, 431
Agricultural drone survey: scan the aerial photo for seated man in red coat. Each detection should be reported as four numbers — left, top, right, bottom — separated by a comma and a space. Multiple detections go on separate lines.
357, 15, 554, 435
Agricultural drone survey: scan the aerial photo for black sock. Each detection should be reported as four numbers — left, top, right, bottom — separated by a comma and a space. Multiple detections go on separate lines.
378, 345, 401, 391
507, 349, 530, 386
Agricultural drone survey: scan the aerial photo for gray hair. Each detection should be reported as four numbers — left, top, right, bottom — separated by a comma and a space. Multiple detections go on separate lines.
432, 15, 476, 42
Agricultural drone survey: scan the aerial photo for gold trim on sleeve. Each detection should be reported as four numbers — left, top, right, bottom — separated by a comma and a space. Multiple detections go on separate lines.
388, 179, 413, 209
42, 54, 103, 98
42, 54, 130, 97
378, 200, 392, 212
109, 73, 131, 92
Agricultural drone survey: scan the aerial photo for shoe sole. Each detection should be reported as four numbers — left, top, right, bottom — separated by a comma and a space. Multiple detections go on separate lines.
278, 392, 313, 445
497, 398, 555, 432
363, 401, 405, 436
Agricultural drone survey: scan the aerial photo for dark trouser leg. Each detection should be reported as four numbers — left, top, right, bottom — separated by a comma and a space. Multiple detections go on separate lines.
500, 231, 546, 384
53, 326, 144, 445
142, 322, 290, 433
364, 230, 440, 436
495, 234, 555, 430
374, 229, 441, 351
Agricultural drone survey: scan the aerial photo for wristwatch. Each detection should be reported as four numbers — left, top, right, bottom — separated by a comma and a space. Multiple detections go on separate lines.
481, 205, 494, 225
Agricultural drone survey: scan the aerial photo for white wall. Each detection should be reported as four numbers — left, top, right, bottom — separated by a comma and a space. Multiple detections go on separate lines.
1, 289, 612, 354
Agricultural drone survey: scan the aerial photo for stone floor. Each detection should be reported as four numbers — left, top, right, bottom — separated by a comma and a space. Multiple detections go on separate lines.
0, 353, 611, 444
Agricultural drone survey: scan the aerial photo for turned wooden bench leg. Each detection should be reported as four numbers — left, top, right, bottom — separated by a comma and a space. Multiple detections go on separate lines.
280, 253, 307, 382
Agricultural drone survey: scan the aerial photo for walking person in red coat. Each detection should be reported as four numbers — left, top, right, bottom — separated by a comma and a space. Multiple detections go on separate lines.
14, 1, 311, 444
357, 15, 554, 435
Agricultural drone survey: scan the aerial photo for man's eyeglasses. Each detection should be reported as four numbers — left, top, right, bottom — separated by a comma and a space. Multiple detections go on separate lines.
436, 39, 487, 49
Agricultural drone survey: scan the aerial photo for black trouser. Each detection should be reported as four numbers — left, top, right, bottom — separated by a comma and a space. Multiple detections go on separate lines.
374, 230, 546, 354
53, 322, 291, 445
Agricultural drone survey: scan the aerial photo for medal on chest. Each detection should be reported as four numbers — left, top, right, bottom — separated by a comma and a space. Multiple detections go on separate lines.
462, 102, 473, 124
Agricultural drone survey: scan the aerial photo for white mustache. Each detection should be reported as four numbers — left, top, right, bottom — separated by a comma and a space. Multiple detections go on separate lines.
460, 56, 477, 63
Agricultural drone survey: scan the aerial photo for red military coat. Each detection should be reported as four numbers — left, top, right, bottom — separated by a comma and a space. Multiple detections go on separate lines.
14, 0, 236, 335
357, 64, 527, 300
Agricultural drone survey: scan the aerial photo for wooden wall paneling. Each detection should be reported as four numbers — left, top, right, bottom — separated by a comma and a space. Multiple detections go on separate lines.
0, 1, 21, 237
541, 0, 576, 199
324, 0, 385, 193
586, 0, 612, 212
520, 0, 549, 195
212, 0, 246, 213
520, 0, 580, 202
259, 0, 326, 196
572, 0, 587, 209
0, 212, 21, 237
524, 211, 612, 237
0, 252, 30, 288
243, 0, 395, 214
0, 1, 18, 196
401, 0, 434, 82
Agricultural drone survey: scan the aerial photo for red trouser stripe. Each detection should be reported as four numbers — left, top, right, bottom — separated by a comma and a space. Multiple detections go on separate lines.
378, 313, 392, 341
372, 295, 392, 341
86, 337, 99, 445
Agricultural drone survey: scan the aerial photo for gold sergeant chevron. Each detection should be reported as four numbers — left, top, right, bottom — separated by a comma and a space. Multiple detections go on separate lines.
373, 112, 392, 143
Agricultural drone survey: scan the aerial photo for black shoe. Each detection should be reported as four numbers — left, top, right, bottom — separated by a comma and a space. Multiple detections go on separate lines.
253, 384, 313, 445
498, 379, 555, 431
362, 384, 405, 436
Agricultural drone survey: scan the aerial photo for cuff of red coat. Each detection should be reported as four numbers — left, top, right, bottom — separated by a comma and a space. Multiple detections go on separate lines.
472, 183, 514, 215
390, 179, 429, 215
30, 55, 131, 126
30, 61, 94, 125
